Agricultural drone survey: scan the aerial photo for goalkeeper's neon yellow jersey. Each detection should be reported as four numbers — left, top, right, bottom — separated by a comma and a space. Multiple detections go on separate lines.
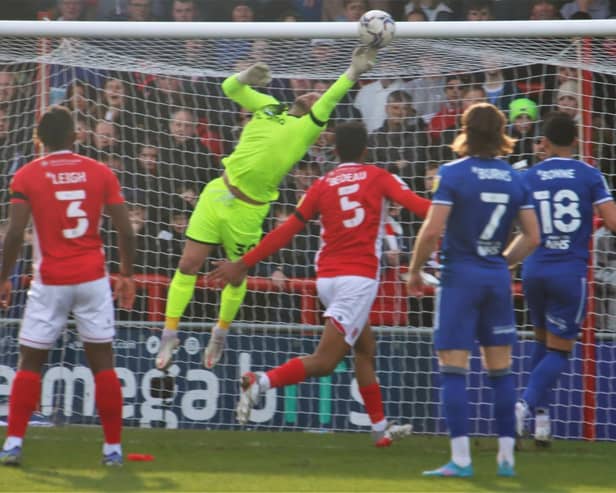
221, 73, 355, 203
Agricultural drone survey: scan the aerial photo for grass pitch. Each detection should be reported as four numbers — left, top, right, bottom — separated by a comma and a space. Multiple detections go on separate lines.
0, 427, 614, 492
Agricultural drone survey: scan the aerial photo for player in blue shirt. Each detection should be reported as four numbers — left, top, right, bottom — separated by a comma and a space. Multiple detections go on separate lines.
408, 103, 540, 478
515, 112, 616, 445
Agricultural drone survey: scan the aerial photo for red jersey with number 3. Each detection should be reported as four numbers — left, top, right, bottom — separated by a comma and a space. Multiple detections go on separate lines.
9, 150, 125, 285
296, 163, 430, 279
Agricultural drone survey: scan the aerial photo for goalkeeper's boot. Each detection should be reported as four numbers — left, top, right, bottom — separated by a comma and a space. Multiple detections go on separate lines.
0, 446, 22, 466
204, 328, 227, 369
156, 331, 180, 370
534, 409, 551, 448
515, 399, 529, 437
373, 422, 413, 448
422, 461, 474, 478
236, 371, 264, 425
497, 460, 516, 477
102, 451, 123, 467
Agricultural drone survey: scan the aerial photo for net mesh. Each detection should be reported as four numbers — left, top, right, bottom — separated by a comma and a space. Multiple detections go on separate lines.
0, 30, 614, 440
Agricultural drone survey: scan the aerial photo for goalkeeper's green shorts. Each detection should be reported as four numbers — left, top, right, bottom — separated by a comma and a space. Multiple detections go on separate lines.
185, 177, 270, 260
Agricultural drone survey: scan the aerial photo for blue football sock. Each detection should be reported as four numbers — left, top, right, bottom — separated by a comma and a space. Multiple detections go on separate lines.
489, 372, 515, 438
529, 340, 547, 370
523, 350, 569, 411
441, 372, 469, 438
528, 340, 549, 409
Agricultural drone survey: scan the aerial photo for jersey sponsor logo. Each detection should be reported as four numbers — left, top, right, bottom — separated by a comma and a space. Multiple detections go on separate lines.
471, 166, 511, 182
45, 171, 87, 185
326, 171, 367, 186
537, 169, 575, 180
431, 175, 440, 194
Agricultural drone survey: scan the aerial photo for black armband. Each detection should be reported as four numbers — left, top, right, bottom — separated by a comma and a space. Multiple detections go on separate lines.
309, 110, 327, 127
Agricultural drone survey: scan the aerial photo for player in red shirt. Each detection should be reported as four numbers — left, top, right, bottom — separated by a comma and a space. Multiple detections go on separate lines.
208, 121, 430, 446
0, 106, 136, 467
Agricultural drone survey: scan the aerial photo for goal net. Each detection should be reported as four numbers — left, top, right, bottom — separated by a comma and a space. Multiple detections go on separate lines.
0, 20, 614, 440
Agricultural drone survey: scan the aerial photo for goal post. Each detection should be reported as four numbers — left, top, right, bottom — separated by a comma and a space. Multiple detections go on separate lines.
0, 20, 614, 440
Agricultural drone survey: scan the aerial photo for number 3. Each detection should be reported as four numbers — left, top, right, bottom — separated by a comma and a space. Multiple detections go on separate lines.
55, 190, 89, 239
338, 184, 365, 228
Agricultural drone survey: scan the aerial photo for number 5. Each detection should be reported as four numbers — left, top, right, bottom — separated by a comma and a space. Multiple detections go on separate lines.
55, 190, 89, 239
338, 184, 365, 228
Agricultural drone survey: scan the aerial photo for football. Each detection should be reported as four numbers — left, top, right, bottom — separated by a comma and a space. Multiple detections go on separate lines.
358, 10, 396, 49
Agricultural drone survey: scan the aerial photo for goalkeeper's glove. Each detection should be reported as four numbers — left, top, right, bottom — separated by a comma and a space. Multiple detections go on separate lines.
236, 62, 272, 86
344, 46, 378, 81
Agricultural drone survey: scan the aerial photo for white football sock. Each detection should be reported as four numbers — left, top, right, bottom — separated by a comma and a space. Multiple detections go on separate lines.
258, 373, 271, 392
3, 436, 23, 450
450, 436, 471, 467
103, 443, 122, 456
497, 436, 515, 465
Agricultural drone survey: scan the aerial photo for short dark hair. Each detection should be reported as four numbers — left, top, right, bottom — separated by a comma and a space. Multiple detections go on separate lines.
387, 90, 412, 104
543, 111, 577, 146
335, 121, 368, 162
37, 105, 74, 150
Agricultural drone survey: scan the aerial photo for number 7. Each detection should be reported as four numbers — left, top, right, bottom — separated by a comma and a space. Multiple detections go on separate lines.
479, 192, 509, 240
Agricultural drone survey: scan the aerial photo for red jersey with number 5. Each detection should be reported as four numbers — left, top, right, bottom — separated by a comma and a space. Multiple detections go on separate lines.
9, 150, 125, 285
296, 163, 430, 279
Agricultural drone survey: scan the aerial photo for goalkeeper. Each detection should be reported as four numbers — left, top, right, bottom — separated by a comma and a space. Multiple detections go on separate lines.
156, 46, 378, 370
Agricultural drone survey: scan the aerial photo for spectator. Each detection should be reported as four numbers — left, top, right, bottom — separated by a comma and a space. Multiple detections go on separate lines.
354, 78, 409, 132
62, 80, 97, 122
213, 2, 256, 67
406, 8, 428, 20
594, 225, 616, 331
0, 105, 30, 217
95, 76, 139, 154
161, 107, 217, 190
124, 142, 172, 218
171, 0, 198, 21
368, 90, 428, 190
463, 0, 495, 20
125, 0, 153, 21
74, 114, 94, 155
0, 68, 35, 161
54, 0, 86, 20
529, 0, 560, 19
478, 58, 517, 111
336, 0, 368, 21
404, 1, 454, 21
155, 195, 192, 276
290, 0, 323, 21
404, 56, 446, 124
428, 75, 463, 142
561, 0, 610, 19
555, 80, 579, 119
508, 97, 540, 168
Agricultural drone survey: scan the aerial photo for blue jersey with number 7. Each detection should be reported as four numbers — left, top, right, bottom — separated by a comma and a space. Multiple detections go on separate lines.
522, 157, 612, 275
432, 156, 533, 276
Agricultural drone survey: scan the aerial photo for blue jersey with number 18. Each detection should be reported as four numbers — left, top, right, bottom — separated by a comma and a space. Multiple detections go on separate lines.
432, 156, 533, 278
522, 157, 612, 276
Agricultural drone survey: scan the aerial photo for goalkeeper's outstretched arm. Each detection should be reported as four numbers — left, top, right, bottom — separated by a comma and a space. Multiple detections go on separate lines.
310, 46, 378, 124
222, 62, 279, 112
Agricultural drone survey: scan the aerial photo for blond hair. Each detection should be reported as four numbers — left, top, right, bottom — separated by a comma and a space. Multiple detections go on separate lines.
451, 102, 515, 158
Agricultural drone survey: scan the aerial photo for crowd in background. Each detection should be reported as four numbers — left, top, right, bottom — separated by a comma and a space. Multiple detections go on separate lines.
0, 0, 615, 329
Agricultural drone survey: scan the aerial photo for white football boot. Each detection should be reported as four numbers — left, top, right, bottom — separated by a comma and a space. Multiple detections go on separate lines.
156, 332, 180, 370
203, 328, 227, 369
236, 371, 264, 425
372, 422, 413, 448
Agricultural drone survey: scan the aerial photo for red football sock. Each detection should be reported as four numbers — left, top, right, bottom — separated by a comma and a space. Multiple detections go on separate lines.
7, 370, 41, 438
94, 369, 122, 444
266, 357, 306, 388
359, 383, 385, 424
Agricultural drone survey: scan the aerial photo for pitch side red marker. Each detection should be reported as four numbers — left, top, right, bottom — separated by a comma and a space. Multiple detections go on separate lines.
127, 453, 155, 461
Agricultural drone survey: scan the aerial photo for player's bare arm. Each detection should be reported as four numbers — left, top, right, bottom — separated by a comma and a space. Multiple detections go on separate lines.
503, 208, 541, 267
596, 200, 616, 232
106, 203, 137, 309
208, 259, 250, 287
0, 202, 31, 309
407, 204, 450, 297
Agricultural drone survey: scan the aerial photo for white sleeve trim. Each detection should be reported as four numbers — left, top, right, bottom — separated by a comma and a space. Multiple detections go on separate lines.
593, 197, 613, 206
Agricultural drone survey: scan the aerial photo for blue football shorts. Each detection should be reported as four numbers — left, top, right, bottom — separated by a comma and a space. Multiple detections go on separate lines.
434, 271, 517, 351
522, 273, 587, 340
